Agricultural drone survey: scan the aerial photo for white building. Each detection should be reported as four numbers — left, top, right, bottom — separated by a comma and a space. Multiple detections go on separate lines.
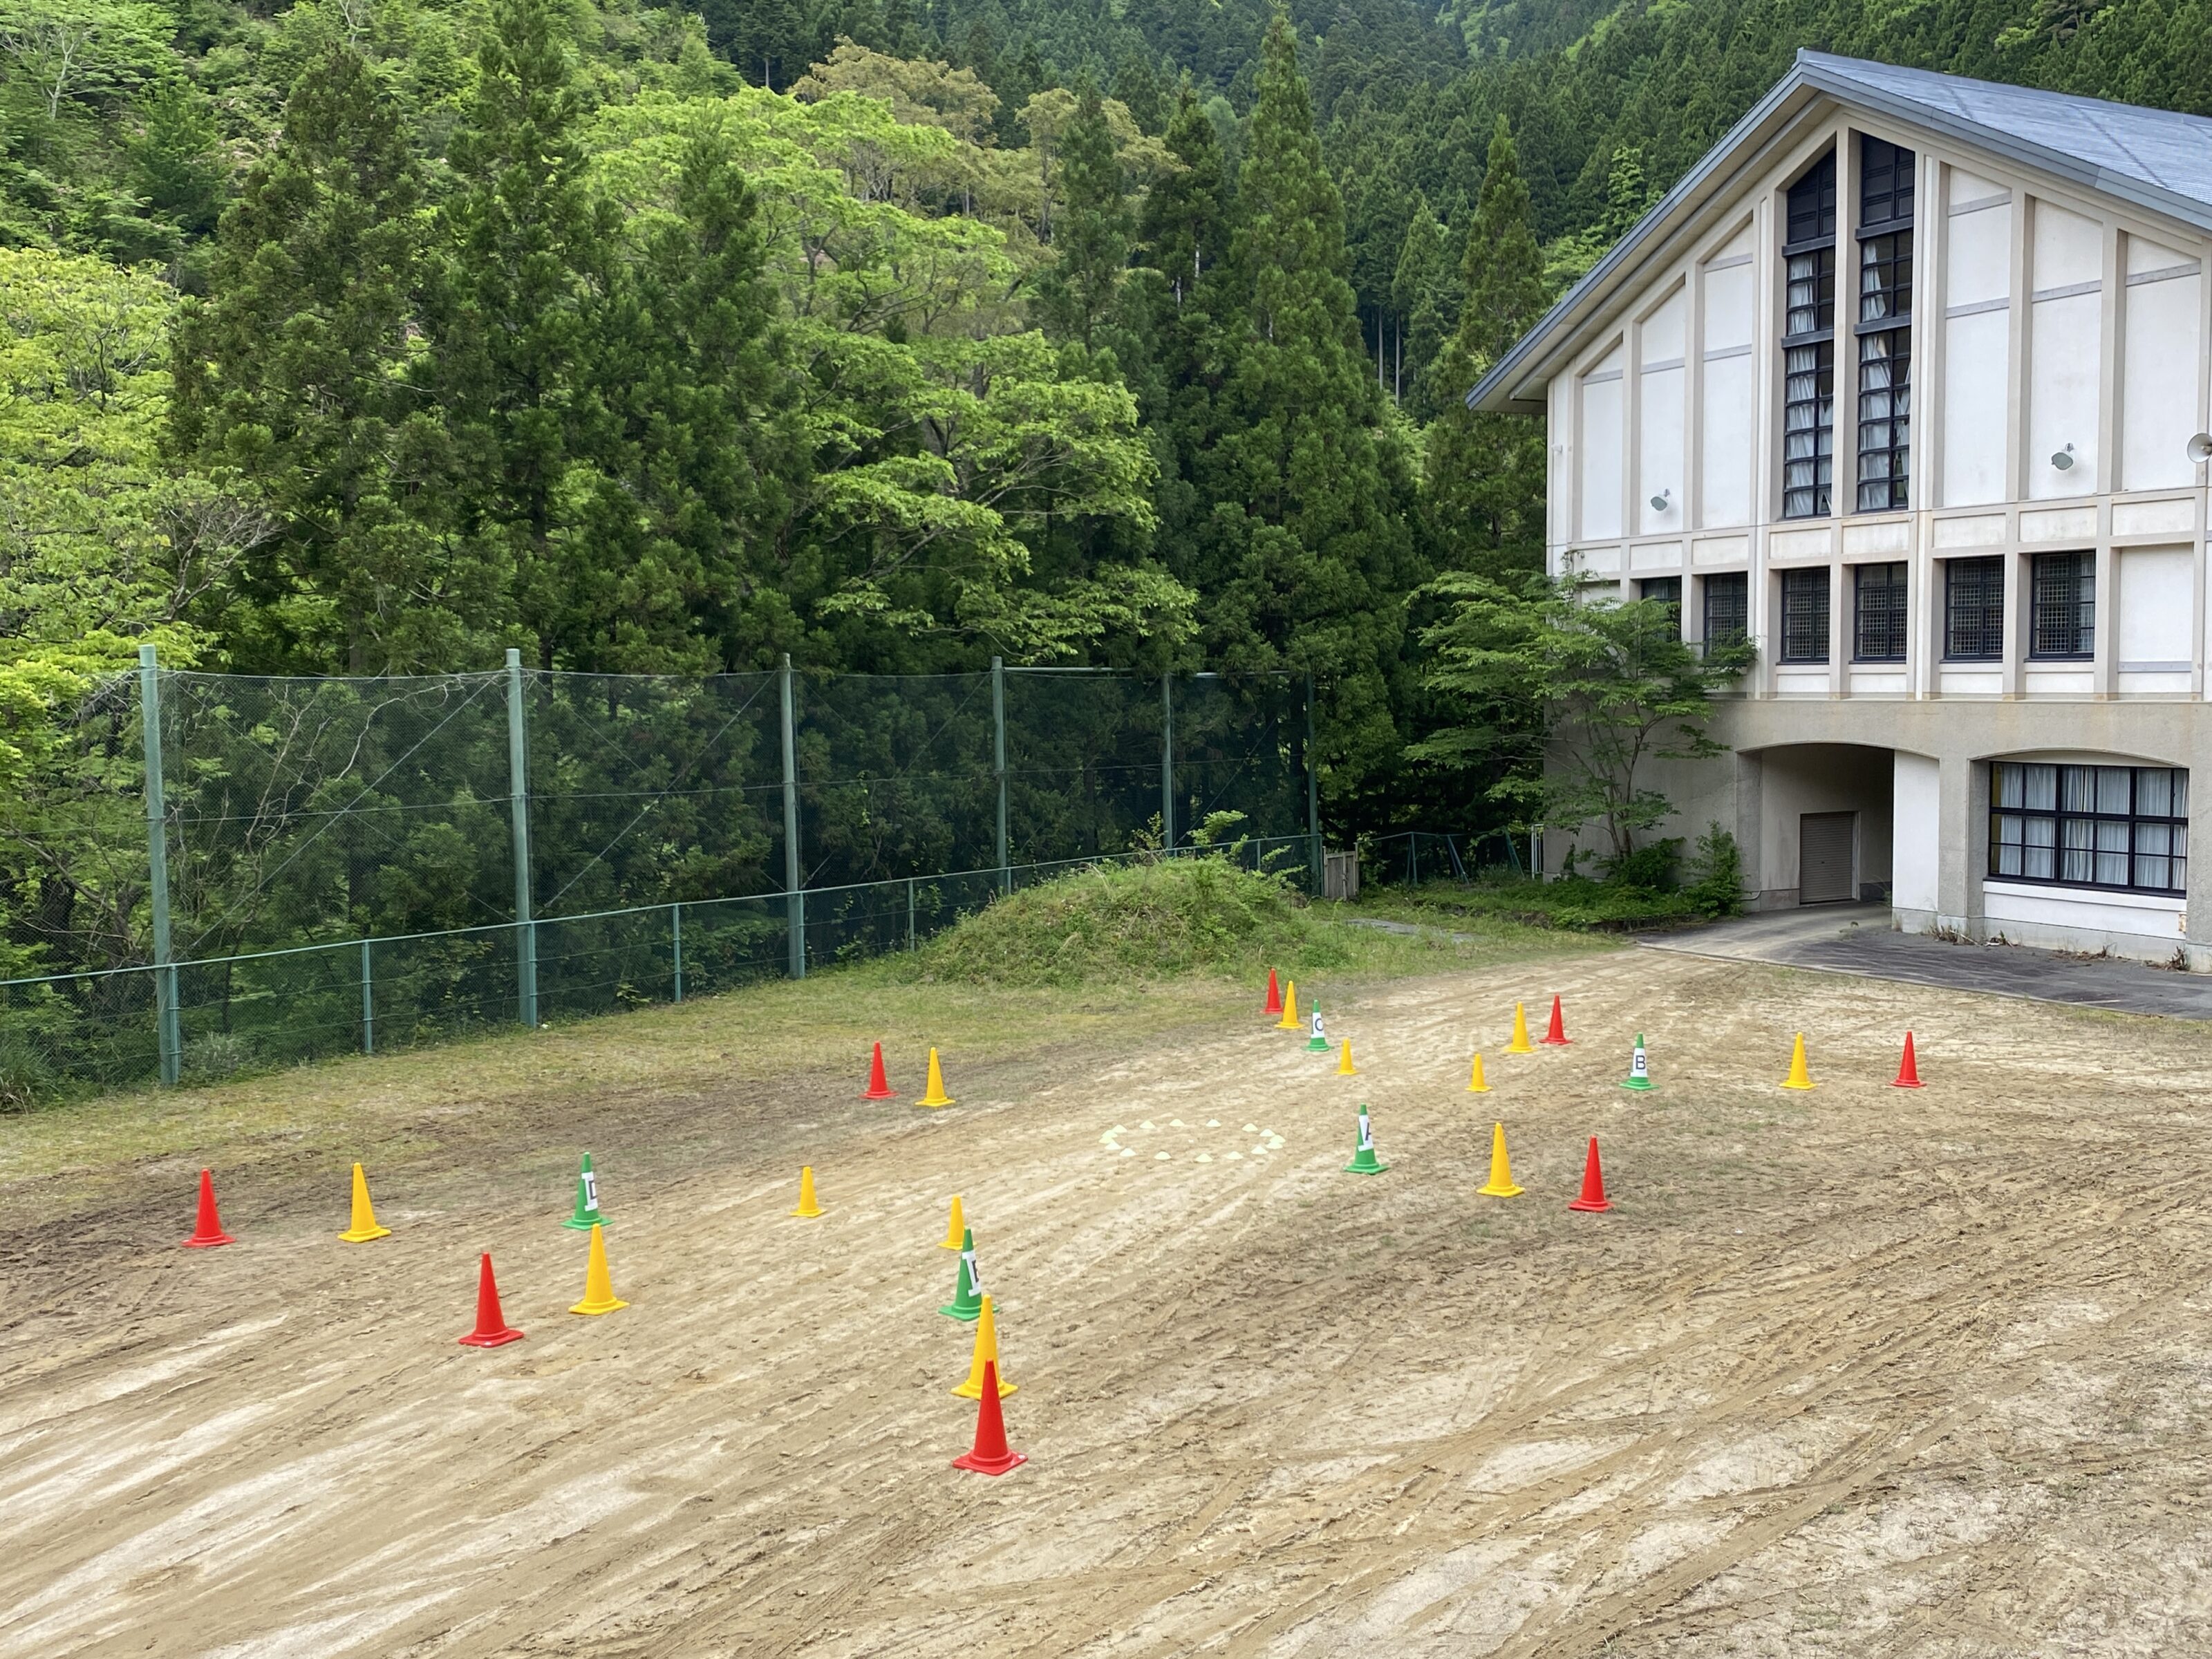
1469, 51, 2212, 966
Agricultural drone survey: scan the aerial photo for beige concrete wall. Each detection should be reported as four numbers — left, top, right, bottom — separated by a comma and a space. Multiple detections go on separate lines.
1544, 696, 2212, 967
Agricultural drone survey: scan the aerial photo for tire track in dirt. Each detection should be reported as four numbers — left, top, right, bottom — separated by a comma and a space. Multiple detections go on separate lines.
12, 950, 2212, 1656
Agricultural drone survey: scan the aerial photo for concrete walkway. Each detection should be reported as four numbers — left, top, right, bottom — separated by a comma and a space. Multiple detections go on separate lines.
1641, 902, 2212, 1019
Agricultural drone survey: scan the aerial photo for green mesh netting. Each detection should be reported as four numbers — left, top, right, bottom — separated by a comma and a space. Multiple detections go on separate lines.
0, 666, 1314, 1095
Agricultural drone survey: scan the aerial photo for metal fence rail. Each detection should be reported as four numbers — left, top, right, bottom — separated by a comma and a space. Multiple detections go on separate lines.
0, 649, 1322, 1097
0, 838, 1316, 1091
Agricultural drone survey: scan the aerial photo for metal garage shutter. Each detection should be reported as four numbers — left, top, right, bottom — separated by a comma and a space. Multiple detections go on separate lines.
1799, 812, 1857, 905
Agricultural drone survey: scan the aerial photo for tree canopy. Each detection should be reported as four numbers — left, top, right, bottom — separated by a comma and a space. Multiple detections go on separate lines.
3, 0, 2209, 981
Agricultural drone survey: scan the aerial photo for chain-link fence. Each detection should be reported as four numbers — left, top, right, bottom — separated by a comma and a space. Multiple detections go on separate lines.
0, 653, 1318, 1097
1356, 831, 1532, 890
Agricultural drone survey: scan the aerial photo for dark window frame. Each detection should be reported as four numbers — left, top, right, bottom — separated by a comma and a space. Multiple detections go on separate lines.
1783, 339, 1835, 519
1779, 566, 1831, 664
1638, 576, 1683, 622
1858, 135, 1916, 232
1781, 151, 1839, 521
1853, 561, 1908, 662
1702, 571, 1747, 653
2029, 550, 2095, 661
1854, 136, 1915, 514
1989, 762, 2187, 896
1944, 556, 2004, 662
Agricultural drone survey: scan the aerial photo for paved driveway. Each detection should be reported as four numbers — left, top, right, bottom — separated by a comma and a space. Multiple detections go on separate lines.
1641, 901, 2212, 1020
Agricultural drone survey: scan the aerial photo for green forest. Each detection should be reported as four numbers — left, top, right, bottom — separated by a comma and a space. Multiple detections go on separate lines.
2, 0, 2209, 988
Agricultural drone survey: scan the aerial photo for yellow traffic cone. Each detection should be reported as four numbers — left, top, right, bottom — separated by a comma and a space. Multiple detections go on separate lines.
1337, 1037, 1358, 1077
570, 1222, 628, 1315
918, 1047, 956, 1108
1504, 1001, 1536, 1054
1781, 1031, 1815, 1090
952, 1293, 1017, 1399
791, 1165, 823, 1217
337, 1161, 391, 1243
1275, 980, 1300, 1031
1466, 1053, 1490, 1094
939, 1194, 966, 1250
1478, 1121, 1524, 1197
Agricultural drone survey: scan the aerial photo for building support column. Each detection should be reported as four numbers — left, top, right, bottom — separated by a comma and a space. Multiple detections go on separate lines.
1933, 751, 1987, 938
1733, 747, 1765, 909
2185, 722, 2212, 969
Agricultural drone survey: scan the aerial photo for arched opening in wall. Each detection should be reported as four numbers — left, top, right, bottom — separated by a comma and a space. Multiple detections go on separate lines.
1738, 742, 1898, 910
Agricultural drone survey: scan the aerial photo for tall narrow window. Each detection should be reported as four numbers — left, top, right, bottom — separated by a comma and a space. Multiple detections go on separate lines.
1779, 567, 1830, 664
1781, 153, 1837, 518
1944, 556, 2004, 660
2030, 550, 2094, 659
1638, 577, 1683, 624
1856, 136, 1915, 511
1703, 572, 1747, 650
1853, 561, 1907, 660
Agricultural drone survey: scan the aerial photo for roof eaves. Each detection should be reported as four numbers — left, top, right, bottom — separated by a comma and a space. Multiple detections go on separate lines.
1465, 59, 1819, 414
1470, 52, 2212, 416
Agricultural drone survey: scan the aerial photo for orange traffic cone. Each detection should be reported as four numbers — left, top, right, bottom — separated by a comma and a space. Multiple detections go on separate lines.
953, 1360, 1025, 1476
1893, 1031, 1924, 1088
1567, 1136, 1613, 1212
1539, 995, 1570, 1046
181, 1169, 234, 1248
1262, 969, 1283, 1017
458, 1253, 525, 1347
862, 1042, 897, 1100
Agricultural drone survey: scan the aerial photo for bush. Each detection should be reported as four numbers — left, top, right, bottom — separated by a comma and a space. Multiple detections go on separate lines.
1604, 838, 1681, 891
916, 856, 1312, 987
182, 1031, 254, 1084
1682, 822, 1746, 918
0, 1035, 58, 1111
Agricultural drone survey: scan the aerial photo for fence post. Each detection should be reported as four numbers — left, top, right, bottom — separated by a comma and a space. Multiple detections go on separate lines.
360, 937, 373, 1055
671, 903, 683, 1004
992, 655, 1009, 895
1304, 675, 1322, 897
1159, 673, 1174, 852
780, 654, 804, 979
1409, 834, 1418, 885
907, 876, 917, 950
137, 643, 180, 1085
505, 648, 538, 1029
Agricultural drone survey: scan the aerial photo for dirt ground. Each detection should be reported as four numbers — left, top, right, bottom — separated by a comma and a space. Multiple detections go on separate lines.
7, 944, 2212, 1658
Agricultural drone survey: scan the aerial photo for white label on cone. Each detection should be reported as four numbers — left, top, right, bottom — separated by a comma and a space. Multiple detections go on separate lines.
1311, 1008, 1326, 1040
582, 1170, 599, 1210
963, 1249, 981, 1297
1630, 1047, 1648, 1080
1357, 1112, 1374, 1151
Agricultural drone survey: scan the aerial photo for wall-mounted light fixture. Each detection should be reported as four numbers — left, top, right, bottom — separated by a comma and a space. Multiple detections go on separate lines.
2051, 442, 2077, 471
2187, 433, 2212, 465
1649, 487, 1672, 513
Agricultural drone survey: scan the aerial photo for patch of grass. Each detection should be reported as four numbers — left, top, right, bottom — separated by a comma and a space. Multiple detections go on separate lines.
910, 856, 1616, 987
1355, 875, 1707, 932
912, 857, 1312, 986
0, 872, 1602, 1212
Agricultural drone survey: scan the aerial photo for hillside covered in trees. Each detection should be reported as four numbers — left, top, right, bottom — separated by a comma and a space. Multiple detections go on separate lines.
2, 0, 2207, 975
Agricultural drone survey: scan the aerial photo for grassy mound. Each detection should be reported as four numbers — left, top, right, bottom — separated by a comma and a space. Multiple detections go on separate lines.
916, 857, 1316, 987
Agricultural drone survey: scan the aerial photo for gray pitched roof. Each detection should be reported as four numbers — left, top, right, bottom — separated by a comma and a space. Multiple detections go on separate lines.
1468, 51, 2212, 413
1808, 53, 2212, 219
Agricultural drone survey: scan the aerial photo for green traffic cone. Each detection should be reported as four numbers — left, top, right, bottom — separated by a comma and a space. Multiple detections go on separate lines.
1620, 1033, 1655, 1091
1343, 1105, 1388, 1174
1305, 1000, 1331, 1053
939, 1226, 983, 1321
563, 1152, 610, 1230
